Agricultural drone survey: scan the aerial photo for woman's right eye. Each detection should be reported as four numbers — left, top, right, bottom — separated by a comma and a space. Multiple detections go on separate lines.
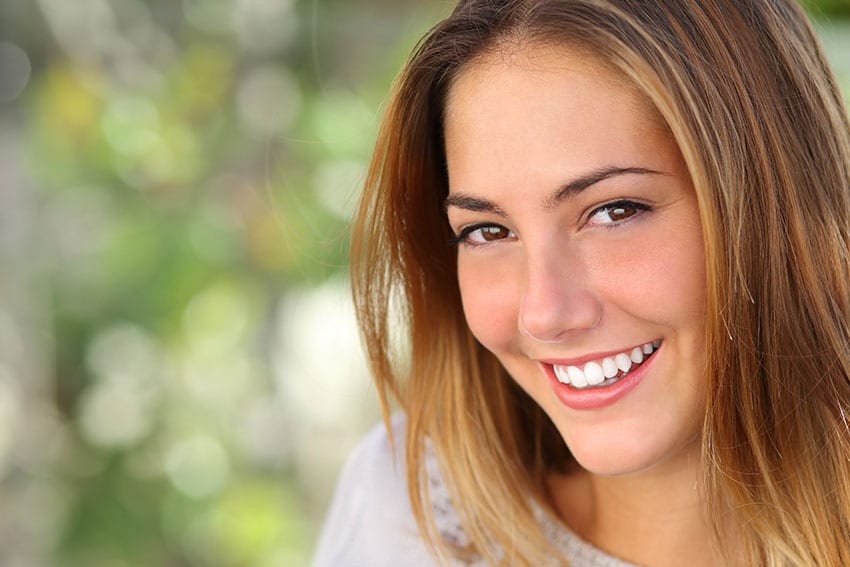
450, 223, 515, 246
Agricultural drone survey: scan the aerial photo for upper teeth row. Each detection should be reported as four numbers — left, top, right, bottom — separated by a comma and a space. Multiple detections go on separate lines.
553, 340, 661, 389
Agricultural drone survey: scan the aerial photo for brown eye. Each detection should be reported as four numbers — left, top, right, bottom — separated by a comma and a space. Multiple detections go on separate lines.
587, 200, 651, 226
454, 223, 516, 246
608, 206, 637, 221
480, 226, 511, 241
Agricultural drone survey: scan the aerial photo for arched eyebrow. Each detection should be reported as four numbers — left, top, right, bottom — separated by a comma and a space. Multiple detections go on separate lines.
443, 194, 508, 216
543, 166, 664, 209
444, 166, 665, 214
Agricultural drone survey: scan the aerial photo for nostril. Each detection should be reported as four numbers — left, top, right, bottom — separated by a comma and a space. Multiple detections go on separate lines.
518, 316, 566, 343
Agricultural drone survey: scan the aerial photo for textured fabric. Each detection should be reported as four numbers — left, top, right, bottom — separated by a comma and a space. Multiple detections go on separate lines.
313, 415, 638, 567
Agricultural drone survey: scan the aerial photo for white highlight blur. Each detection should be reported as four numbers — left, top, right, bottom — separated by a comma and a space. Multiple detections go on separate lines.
0, 43, 31, 102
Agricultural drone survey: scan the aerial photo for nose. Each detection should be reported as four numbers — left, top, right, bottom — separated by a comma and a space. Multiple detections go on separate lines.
518, 248, 602, 342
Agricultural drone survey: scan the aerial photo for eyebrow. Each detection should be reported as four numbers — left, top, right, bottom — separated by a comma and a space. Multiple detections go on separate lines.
444, 166, 665, 214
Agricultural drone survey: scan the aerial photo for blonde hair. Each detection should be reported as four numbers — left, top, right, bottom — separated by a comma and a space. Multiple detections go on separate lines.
350, 0, 850, 564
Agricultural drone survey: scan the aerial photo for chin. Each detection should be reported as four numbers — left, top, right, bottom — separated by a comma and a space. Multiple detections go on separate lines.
553, 421, 701, 477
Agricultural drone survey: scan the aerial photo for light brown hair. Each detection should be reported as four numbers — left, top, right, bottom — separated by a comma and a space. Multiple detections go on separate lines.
350, 1, 850, 564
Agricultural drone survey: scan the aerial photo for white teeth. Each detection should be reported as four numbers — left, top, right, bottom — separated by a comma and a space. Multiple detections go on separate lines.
614, 353, 632, 373
553, 340, 661, 390
569, 365, 588, 387
553, 365, 570, 384
601, 357, 618, 378
584, 361, 604, 385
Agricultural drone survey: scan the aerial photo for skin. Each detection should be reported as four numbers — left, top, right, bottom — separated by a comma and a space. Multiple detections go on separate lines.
443, 44, 716, 566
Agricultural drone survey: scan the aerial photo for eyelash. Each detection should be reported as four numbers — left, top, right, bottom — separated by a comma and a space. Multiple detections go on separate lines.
448, 199, 652, 247
448, 223, 513, 247
587, 199, 652, 226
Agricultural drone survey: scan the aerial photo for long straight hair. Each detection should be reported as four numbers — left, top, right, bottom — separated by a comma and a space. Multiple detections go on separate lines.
350, 1, 850, 564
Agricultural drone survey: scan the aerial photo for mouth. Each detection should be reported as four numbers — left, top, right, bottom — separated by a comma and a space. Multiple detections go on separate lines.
548, 340, 661, 390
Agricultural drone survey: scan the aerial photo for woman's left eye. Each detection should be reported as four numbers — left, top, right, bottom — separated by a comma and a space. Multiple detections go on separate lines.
586, 199, 651, 226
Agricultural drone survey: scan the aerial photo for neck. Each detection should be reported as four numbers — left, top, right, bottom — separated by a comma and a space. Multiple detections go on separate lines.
548, 442, 721, 567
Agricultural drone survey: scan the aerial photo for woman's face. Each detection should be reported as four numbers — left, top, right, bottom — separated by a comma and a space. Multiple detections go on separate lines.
444, 44, 707, 476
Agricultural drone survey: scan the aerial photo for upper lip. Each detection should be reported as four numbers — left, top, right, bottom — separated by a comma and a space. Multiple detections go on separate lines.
536, 340, 660, 367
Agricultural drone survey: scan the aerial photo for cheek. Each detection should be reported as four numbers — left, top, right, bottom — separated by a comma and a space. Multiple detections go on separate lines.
613, 249, 704, 317
457, 254, 520, 352
591, 217, 706, 324
648, 220, 706, 322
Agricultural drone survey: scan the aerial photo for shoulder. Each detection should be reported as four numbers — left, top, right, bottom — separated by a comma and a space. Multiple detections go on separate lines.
312, 414, 439, 566
313, 415, 637, 567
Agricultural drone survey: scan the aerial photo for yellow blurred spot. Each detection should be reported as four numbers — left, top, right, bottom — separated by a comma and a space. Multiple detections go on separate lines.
183, 280, 253, 354
36, 65, 101, 138
171, 44, 234, 120
207, 482, 292, 565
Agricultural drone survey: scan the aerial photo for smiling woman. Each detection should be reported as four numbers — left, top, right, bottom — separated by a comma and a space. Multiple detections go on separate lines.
444, 48, 707, 486
314, 1, 850, 566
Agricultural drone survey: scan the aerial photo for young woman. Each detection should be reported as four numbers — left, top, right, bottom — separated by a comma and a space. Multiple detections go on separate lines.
314, 1, 850, 565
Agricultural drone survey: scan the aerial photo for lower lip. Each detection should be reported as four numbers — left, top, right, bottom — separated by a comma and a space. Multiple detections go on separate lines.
543, 348, 659, 411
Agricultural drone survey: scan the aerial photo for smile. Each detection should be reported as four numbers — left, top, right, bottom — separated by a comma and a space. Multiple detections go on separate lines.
551, 340, 662, 389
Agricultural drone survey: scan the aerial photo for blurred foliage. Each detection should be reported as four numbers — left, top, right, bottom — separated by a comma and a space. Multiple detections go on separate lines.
0, 0, 443, 565
0, 1, 845, 566
804, 0, 850, 18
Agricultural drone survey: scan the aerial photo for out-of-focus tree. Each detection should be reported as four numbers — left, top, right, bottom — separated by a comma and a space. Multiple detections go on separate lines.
0, 1, 445, 565
805, 0, 850, 17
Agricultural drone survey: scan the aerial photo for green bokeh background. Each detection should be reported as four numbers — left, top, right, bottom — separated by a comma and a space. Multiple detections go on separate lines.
0, 1, 847, 565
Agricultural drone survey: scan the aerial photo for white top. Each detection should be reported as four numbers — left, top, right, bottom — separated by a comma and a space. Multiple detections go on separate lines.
313, 414, 638, 567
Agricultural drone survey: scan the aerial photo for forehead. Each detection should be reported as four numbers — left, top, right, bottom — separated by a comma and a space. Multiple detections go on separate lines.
445, 42, 657, 136
443, 43, 674, 195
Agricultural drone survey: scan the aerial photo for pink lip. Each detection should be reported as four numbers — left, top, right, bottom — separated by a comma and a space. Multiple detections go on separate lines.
537, 341, 656, 368
541, 345, 660, 411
